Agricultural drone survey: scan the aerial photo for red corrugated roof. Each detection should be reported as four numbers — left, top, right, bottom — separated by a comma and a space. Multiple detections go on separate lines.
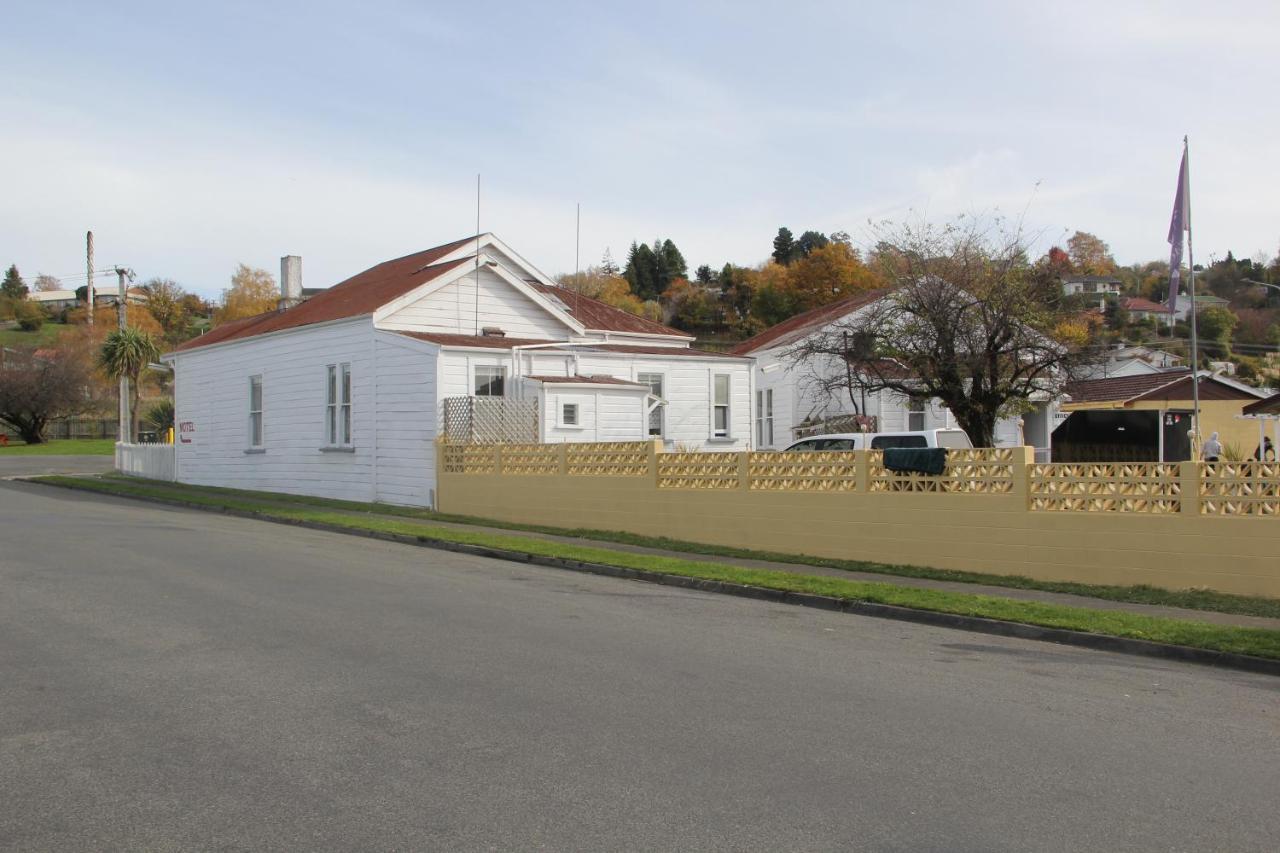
729, 290, 889, 355
174, 237, 478, 352
1066, 370, 1192, 403
530, 283, 688, 337
1065, 370, 1261, 405
1243, 392, 1280, 415
526, 374, 647, 387
1121, 297, 1168, 313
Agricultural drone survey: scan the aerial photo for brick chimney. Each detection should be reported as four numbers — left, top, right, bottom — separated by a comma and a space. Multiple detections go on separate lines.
279, 255, 302, 310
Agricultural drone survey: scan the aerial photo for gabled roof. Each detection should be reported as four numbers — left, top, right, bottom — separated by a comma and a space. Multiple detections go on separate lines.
729, 290, 889, 356
1066, 369, 1265, 405
173, 236, 479, 352
529, 283, 688, 338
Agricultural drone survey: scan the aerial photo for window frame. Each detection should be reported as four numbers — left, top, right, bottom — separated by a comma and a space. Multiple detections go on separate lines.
907, 397, 927, 432
755, 388, 774, 447
474, 364, 507, 398
712, 373, 731, 439
248, 374, 263, 449
325, 363, 353, 447
560, 401, 580, 428
637, 372, 665, 437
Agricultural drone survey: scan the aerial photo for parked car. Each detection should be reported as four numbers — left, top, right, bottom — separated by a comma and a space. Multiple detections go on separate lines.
782, 429, 973, 451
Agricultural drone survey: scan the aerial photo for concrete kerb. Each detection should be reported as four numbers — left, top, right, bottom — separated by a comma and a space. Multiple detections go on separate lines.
27, 476, 1280, 678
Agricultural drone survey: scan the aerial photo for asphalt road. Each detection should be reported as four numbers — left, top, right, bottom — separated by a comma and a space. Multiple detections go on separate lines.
2, 480, 1279, 852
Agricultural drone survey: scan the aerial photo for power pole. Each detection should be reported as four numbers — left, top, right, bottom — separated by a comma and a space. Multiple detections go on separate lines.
115, 266, 133, 442
86, 231, 94, 326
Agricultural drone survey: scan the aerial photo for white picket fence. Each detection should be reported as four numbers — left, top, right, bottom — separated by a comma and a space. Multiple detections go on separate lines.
115, 442, 177, 481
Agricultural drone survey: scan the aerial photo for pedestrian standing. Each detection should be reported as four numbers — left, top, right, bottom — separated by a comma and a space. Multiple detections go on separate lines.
1202, 431, 1222, 463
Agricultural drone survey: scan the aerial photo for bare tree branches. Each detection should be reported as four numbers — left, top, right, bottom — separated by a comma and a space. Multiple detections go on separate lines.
0, 345, 98, 443
786, 217, 1086, 446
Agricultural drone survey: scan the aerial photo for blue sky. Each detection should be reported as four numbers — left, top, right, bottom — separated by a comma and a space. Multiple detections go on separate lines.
3, 1, 1278, 299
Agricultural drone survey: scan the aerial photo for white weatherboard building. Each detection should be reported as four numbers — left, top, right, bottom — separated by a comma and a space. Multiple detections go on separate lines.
163, 234, 752, 507
732, 293, 1057, 457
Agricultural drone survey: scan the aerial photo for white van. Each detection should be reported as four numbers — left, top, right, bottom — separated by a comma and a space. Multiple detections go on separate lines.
782, 429, 973, 452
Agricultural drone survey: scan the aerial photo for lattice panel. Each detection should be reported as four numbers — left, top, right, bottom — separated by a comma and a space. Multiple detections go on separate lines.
657, 452, 740, 490
1030, 462, 1182, 513
440, 443, 497, 475
747, 452, 858, 491
566, 442, 651, 477
501, 444, 560, 475
867, 448, 1018, 494
441, 397, 538, 444
1200, 461, 1280, 516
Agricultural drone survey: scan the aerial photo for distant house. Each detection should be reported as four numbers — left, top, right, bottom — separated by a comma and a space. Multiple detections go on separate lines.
1077, 343, 1183, 380
161, 234, 752, 508
27, 289, 80, 310
1057, 369, 1269, 461
1062, 275, 1122, 307
1120, 296, 1172, 325
730, 292, 1057, 456
95, 287, 148, 307
1172, 292, 1229, 322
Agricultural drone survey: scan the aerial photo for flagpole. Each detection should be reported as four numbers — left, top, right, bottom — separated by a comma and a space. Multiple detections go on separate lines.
1183, 136, 1201, 451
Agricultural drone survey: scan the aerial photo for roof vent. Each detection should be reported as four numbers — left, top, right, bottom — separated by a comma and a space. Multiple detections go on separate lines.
481, 326, 506, 338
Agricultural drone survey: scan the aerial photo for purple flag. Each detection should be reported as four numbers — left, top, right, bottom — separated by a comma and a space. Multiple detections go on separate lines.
1166, 146, 1188, 316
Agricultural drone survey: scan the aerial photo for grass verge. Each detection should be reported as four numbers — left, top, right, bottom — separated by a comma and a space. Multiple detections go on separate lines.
78, 473, 1280, 621
0, 438, 115, 456
34, 474, 1280, 662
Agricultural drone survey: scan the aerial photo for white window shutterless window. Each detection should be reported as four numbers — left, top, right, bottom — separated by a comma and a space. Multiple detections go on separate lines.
562, 403, 579, 426
712, 374, 731, 438
326, 363, 352, 446
637, 372, 663, 436
908, 397, 926, 432
248, 375, 263, 448
474, 365, 506, 397
756, 388, 773, 447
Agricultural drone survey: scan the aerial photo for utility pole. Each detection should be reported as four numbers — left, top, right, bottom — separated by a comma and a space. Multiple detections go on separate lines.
86, 231, 94, 326
575, 203, 580, 276
115, 266, 133, 442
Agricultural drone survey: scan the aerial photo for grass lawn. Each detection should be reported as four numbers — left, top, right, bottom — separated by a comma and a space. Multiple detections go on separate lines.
35, 474, 1280, 662
0, 322, 70, 347
75, 473, 1280, 622
0, 438, 116, 456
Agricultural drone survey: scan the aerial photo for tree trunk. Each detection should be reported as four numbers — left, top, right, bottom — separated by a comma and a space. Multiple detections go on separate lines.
954, 410, 997, 448
129, 376, 141, 443
14, 416, 46, 444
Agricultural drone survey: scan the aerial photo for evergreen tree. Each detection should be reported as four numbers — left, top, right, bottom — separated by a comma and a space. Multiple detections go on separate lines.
624, 242, 658, 301
772, 227, 796, 266
2, 265, 28, 300
795, 230, 830, 259
660, 239, 686, 281
600, 248, 619, 276
694, 264, 715, 285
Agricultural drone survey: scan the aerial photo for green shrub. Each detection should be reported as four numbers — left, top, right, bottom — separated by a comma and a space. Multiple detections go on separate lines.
15, 301, 44, 331
143, 398, 175, 431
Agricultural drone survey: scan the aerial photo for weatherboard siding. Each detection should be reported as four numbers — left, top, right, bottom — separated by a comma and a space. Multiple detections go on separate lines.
380, 267, 568, 339
172, 319, 377, 502
373, 334, 438, 506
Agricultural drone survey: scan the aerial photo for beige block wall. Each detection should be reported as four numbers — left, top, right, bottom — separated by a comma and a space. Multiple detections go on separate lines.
439, 454, 1280, 599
